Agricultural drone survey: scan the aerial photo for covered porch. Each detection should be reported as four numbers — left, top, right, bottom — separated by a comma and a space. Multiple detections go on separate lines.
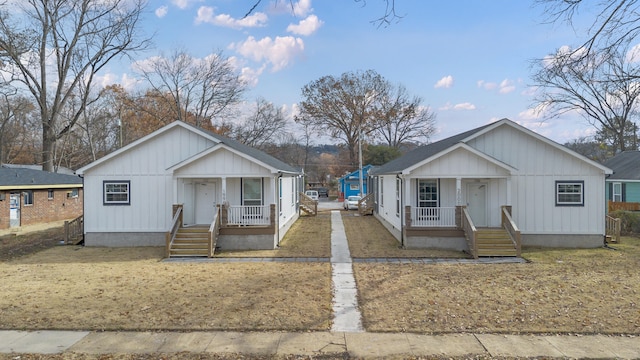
166, 175, 284, 257
400, 176, 521, 258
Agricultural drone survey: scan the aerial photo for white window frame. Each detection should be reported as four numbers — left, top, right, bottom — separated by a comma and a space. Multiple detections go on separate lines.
242, 178, 263, 206
556, 181, 584, 206
23, 190, 33, 206
104, 181, 130, 205
612, 182, 623, 202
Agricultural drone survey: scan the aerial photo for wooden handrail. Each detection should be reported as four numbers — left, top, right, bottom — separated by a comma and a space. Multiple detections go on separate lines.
208, 207, 220, 257
358, 193, 374, 215
501, 206, 521, 257
461, 207, 478, 259
64, 215, 84, 244
606, 215, 621, 243
165, 205, 183, 258
299, 192, 318, 215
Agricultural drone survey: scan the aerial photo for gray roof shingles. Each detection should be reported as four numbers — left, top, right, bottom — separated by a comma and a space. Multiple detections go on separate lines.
0, 166, 83, 187
603, 151, 640, 181
370, 122, 494, 175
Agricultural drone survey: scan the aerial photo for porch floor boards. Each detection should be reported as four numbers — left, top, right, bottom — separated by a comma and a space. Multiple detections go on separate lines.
169, 226, 211, 257
476, 228, 517, 257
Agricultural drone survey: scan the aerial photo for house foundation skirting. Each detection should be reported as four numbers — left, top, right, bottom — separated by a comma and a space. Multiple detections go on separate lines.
85, 232, 165, 247
216, 233, 277, 250
521, 233, 604, 248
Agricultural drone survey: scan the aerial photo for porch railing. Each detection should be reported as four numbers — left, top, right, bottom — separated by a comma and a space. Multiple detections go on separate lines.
226, 205, 271, 226
165, 205, 183, 258
64, 215, 84, 245
358, 193, 374, 215
410, 207, 457, 227
606, 215, 621, 243
208, 207, 220, 257
501, 206, 521, 257
461, 207, 478, 259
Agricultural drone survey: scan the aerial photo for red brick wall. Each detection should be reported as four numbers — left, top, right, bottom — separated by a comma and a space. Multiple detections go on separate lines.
0, 188, 84, 229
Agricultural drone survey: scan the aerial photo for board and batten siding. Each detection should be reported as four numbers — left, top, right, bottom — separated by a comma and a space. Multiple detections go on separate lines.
83, 126, 218, 235
467, 124, 607, 236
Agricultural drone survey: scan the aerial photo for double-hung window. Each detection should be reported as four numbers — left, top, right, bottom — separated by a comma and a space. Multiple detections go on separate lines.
556, 181, 584, 206
104, 181, 130, 205
417, 179, 439, 219
242, 178, 263, 219
612, 182, 623, 202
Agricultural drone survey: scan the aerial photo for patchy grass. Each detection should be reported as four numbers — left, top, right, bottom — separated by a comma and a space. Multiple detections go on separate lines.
0, 226, 64, 262
215, 214, 331, 258
0, 246, 332, 332
342, 212, 468, 259
354, 237, 640, 334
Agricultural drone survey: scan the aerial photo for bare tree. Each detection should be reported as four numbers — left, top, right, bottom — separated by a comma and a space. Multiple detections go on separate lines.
134, 49, 246, 128
537, 0, 640, 56
0, 87, 36, 164
531, 45, 640, 154
0, 0, 151, 172
232, 98, 289, 149
373, 83, 436, 147
296, 69, 387, 167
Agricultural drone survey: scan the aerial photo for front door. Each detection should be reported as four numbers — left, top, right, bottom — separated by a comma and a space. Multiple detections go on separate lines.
9, 193, 20, 228
195, 182, 216, 225
467, 183, 487, 227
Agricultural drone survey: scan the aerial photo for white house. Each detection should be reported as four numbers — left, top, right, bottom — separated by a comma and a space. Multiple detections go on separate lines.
369, 119, 612, 257
77, 121, 302, 255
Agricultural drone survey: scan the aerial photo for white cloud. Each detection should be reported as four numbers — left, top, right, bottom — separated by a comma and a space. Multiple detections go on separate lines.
498, 79, 516, 94
434, 75, 453, 89
287, 14, 323, 36
155, 6, 168, 18
195, 6, 268, 29
477, 80, 497, 90
478, 79, 516, 94
627, 43, 640, 63
230, 36, 305, 72
171, 0, 202, 10
270, 0, 313, 16
439, 102, 476, 111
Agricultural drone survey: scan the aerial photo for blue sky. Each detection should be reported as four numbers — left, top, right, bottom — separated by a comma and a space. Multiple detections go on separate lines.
102, 0, 599, 144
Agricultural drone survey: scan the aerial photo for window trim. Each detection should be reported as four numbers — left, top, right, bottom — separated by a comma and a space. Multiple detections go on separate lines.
23, 190, 33, 206
103, 180, 131, 205
555, 180, 584, 206
48, 189, 54, 200
241, 178, 263, 206
612, 182, 623, 202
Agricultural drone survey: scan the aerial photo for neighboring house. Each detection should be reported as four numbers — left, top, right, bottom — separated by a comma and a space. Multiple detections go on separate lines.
0, 165, 83, 230
76, 121, 302, 253
603, 150, 640, 210
369, 118, 612, 256
339, 165, 373, 199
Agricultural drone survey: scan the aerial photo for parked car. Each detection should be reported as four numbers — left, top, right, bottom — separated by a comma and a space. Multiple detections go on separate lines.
316, 187, 329, 197
343, 195, 361, 210
305, 190, 319, 201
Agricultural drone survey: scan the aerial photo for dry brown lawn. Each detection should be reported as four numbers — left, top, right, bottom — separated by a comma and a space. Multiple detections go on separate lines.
342, 213, 468, 258
0, 240, 331, 332
354, 237, 640, 334
2, 214, 640, 336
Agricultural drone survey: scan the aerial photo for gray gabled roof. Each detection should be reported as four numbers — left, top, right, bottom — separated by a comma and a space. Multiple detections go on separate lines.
0, 165, 83, 189
199, 126, 301, 174
370, 122, 494, 175
603, 151, 640, 180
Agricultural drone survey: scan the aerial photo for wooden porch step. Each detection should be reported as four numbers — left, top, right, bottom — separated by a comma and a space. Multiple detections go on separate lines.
476, 228, 517, 257
169, 227, 211, 257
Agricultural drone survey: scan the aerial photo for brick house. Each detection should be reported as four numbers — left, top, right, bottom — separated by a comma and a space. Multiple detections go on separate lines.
0, 165, 83, 230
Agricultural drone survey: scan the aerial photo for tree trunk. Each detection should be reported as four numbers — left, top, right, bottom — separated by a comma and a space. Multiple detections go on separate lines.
42, 124, 56, 172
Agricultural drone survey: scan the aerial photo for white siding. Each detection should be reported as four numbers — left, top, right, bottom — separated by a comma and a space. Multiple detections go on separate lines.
174, 147, 273, 177
410, 147, 511, 178
467, 124, 607, 235
377, 174, 402, 231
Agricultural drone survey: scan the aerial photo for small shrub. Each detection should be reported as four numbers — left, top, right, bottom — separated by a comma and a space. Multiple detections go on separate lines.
610, 210, 640, 235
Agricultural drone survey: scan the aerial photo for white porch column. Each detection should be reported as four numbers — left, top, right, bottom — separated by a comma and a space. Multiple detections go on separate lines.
221, 177, 227, 203
506, 177, 512, 206
456, 177, 462, 206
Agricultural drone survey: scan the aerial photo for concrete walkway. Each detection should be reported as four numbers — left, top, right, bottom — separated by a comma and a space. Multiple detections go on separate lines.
330, 210, 364, 332
2, 330, 640, 358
